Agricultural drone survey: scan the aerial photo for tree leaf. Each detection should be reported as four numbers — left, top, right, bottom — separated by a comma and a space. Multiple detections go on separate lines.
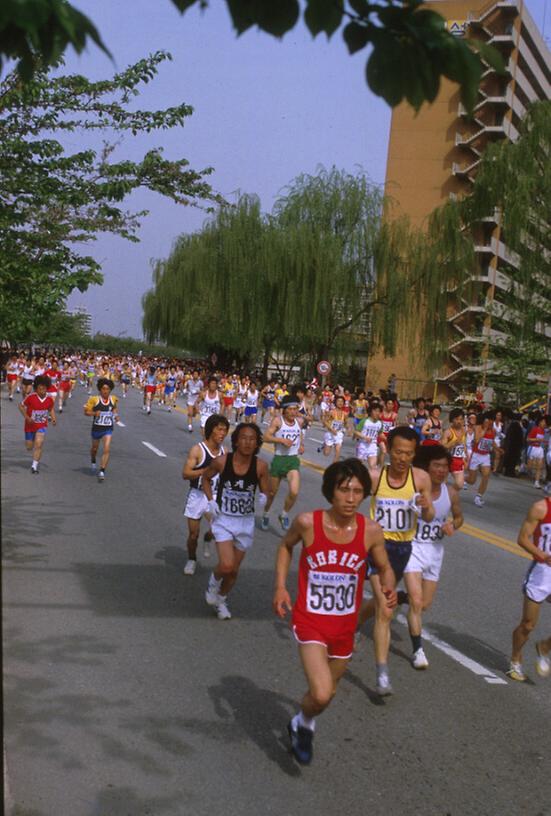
304, 0, 343, 38
342, 21, 370, 55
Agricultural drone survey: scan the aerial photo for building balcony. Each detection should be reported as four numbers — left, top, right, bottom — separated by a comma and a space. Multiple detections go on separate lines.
454, 124, 507, 147
467, 0, 519, 26
448, 335, 486, 351
447, 304, 488, 323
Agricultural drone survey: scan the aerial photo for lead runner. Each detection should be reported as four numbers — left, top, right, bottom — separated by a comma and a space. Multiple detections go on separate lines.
273, 458, 397, 765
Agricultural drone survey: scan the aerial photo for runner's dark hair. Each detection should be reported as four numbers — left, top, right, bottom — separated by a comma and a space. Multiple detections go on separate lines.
231, 422, 263, 455
413, 444, 451, 470
387, 426, 419, 449
205, 414, 229, 439
33, 375, 51, 390
449, 408, 464, 422
322, 457, 371, 501
97, 378, 114, 391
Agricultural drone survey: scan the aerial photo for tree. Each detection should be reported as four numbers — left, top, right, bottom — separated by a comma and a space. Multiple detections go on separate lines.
143, 167, 436, 376
0, 51, 220, 340
0, 0, 503, 112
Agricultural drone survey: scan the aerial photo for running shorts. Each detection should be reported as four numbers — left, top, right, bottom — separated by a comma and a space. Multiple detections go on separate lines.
244, 406, 257, 417
527, 447, 544, 461
404, 540, 444, 582
450, 456, 465, 473
468, 452, 491, 471
262, 398, 275, 409
211, 514, 255, 551
368, 540, 412, 583
91, 428, 113, 439
25, 428, 46, 441
270, 454, 300, 478
223, 397, 234, 407
292, 624, 353, 660
144, 385, 156, 394
184, 487, 209, 520
7, 374, 18, 382
523, 561, 551, 604
356, 441, 378, 460
324, 430, 344, 447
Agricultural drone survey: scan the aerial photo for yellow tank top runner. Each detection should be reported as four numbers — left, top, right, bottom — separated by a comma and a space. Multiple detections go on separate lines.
370, 466, 417, 543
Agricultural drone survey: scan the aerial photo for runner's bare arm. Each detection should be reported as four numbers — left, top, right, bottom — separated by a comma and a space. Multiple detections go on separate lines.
273, 513, 312, 618
413, 468, 435, 522
517, 501, 551, 565
49, 404, 57, 425
442, 485, 464, 535
182, 444, 203, 481
257, 459, 271, 496
201, 456, 225, 501
262, 417, 283, 445
366, 522, 397, 607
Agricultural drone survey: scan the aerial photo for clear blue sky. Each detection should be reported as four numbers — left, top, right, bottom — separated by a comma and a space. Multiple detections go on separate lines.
60, 0, 550, 338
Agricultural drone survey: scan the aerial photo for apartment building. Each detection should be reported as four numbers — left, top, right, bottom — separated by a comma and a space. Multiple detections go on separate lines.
367, 0, 550, 399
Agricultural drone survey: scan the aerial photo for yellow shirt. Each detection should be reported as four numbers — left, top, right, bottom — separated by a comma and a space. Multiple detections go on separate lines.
370, 466, 417, 543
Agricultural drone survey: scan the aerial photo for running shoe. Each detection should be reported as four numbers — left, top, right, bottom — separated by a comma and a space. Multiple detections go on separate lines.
260, 514, 270, 532
506, 661, 526, 682
375, 672, 394, 696
474, 495, 484, 507
412, 647, 429, 670
31, 465, 39, 474
535, 643, 550, 678
279, 513, 290, 532
183, 559, 197, 576
59, 407, 63, 413
534, 481, 542, 489
216, 598, 232, 620
205, 587, 221, 607
188, 425, 193, 433
147, 408, 151, 415
287, 719, 314, 765
91, 462, 97, 473
98, 471, 105, 482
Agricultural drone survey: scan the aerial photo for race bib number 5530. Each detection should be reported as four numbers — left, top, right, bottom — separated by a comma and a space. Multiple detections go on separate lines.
306, 571, 358, 615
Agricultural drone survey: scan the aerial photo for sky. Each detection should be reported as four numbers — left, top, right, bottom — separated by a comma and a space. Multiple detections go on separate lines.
48, 0, 551, 338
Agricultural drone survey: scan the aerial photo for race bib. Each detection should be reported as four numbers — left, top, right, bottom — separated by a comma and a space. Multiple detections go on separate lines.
375, 499, 415, 533
220, 488, 254, 516
306, 571, 358, 616
538, 523, 551, 554
451, 444, 465, 458
94, 412, 113, 426
478, 437, 493, 452
416, 520, 444, 542
31, 409, 48, 424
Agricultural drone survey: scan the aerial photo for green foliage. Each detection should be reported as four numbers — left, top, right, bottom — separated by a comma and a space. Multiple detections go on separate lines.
0, 52, 220, 341
1, 0, 503, 112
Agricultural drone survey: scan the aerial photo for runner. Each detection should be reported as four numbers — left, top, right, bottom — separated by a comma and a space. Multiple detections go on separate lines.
319, 395, 347, 462
57, 361, 72, 413
507, 496, 551, 681
202, 423, 270, 620
261, 394, 305, 532
18, 375, 57, 473
198, 377, 222, 436
353, 399, 383, 472
465, 411, 496, 506
120, 363, 132, 398
421, 404, 443, 445
21, 357, 35, 397
143, 366, 157, 415
380, 397, 398, 452
234, 377, 248, 424
357, 426, 434, 695
442, 408, 468, 489
492, 410, 505, 473
182, 414, 229, 575
260, 379, 277, 425
273, 458, 397, 765
527, 415, 546, 489
403, 444, 463, 669
84, 378, 120, 482
6, 354, 19, 400
413, 398, 429, 441
185, 370, 203, 432
244, 380, 259, 424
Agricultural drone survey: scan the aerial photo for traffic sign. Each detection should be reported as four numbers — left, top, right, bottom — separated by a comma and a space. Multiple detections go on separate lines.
317, 360, 331, 376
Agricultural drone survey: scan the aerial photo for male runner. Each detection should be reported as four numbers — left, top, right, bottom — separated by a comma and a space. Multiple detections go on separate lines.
19, 375, 57, 473
527, 416, 546, 489
319, 395, 347, 462
507, 496, 551, 681
143, 366, 157, 415
6, 354, 19, 400
403, 444, 463, 669
244, 380, 259, 423
421, 404, 443, 445
182, 414, 229, 575
202, 423, 270, 620
465, 412, 496, 506
353, 399, 383, 471
357, 426, 434, 694
164, 366, 178, 411
84, 378, 120, 482
198, 377, 222, 436
273, 458, 397, 765
442, 408, 468, 489
261, 394, 304, 532
185, 370, 203, 432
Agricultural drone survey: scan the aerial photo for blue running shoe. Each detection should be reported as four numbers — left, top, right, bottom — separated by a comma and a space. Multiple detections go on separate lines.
287, 719, 314, 765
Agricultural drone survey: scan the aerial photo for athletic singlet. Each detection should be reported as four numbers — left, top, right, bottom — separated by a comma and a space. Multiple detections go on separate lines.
87, 396, 117, 428
353, 399, 367, 419
533, 498, 551, 558
165, 374, 176, 389
246, 389, 259, 408
187, 379, 203, 398
381, 412, 397, 435
328, 411, 346, 433
528, 427, 545, 448
146, 372, 157, 387
424, 418, 442, 440
189, 442, 225, 490
216, 453, 259, 516
414, 484, 451, 545
358, 417, 382, 443
274, 418, 302, 456
371, 466, 418, 543
200, 391, 221, 418
292, 511, 366, 637
414, 411, 428, 431
448, 427, 466, 460
473, 430, 495, 454
23, 365, 34, 380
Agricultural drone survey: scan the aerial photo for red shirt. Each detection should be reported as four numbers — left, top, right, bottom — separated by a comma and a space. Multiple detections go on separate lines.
45, 368, 61, 392
292, 511, 366, 639
528, 427, 544, 448
22, 393, 53, 431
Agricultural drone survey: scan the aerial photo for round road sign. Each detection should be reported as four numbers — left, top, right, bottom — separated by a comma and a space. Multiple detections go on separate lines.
317, 360, 332, 376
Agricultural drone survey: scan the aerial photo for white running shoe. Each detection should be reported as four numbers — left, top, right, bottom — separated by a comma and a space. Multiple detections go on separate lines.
183, 559, 197, 576
98, 471, 105, 482
91, 462, 97, 472
375, 673, 393, 696
535, 643, 550, 678
205, 587, 221, 607
506, 661, 526, 682
534, 481, 542, 489
412, 647, 429, 670
474, 495, 484, 507
216, 598, 232, 620
188, 425, 193, 433
279, 513, 290, 532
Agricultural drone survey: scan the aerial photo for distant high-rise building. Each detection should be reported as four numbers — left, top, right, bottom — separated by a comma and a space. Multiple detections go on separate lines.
368, 0, 550, 399
70, 307, 92, 337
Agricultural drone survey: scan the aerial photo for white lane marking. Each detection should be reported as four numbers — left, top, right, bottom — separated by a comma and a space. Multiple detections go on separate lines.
395, 613, 508, 686
141, 441, 167, 458
117, 421, 126, 427
308, 437, 324, 444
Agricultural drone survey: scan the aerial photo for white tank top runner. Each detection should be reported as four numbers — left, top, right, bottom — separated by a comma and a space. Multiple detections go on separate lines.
414, 483, 451, 544
274, 418, 302, 456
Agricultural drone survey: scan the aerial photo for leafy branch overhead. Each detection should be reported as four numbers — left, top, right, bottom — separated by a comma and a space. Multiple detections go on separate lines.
1, 0, 504, 110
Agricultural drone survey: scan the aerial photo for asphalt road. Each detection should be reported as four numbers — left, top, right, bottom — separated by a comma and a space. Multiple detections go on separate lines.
2, 386, 550, 816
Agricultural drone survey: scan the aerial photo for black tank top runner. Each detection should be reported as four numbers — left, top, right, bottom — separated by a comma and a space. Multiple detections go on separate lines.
189, 441, 224, 490
92, 397, 116, 428
216, 452, 259, 516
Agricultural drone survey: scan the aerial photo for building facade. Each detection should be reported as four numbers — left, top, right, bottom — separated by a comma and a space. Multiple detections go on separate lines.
367, 0, 550, 400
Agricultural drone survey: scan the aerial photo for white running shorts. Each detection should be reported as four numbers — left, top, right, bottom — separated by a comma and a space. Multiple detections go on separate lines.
183, 487, 209, 520
404, 540, 445, 582
468, 452, 491, 471
211, 513, 255, 552
324, 431, 344, 448
523, 561, 551, 604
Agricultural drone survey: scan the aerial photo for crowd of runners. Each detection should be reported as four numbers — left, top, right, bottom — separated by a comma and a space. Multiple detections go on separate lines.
3, 348, 550, 765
